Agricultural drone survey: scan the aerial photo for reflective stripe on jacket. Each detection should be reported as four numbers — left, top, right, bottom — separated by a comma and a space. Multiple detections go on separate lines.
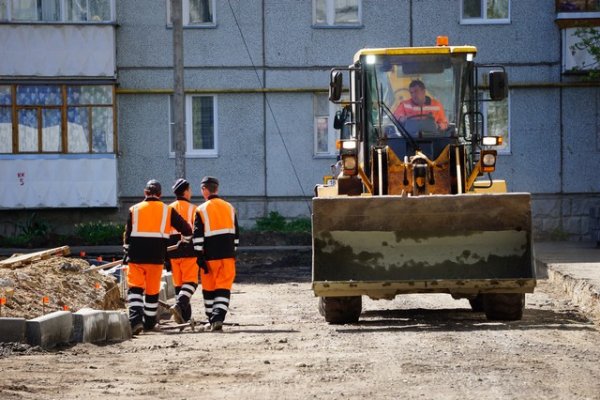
125, 197, 192, 264
193, 195, 239, 261
393, 96, 448, 128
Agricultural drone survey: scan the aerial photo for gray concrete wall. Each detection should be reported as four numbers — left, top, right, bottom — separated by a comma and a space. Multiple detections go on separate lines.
108, 0, 600, 239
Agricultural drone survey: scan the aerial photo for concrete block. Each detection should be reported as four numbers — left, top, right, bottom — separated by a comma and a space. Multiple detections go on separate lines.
71, 308, 107, 343
159, 281, 167, 302
0, 317, 26, 343
26, 311, 73, 349
162, 271, 175, 299
105, 311, 131, 341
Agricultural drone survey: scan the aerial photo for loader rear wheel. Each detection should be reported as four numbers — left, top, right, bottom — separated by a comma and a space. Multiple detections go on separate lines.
483, 293, 525, 321
318, 296, 362, 324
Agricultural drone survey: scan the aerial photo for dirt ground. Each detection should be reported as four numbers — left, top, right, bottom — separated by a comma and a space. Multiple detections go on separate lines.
1, 256, 600, 399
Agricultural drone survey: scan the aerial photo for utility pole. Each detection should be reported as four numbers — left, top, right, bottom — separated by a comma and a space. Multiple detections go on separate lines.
172, 0, 186, 179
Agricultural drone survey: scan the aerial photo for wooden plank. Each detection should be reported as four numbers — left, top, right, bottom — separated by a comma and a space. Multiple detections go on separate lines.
82, 259, 123, 273
0, 246, 70, 268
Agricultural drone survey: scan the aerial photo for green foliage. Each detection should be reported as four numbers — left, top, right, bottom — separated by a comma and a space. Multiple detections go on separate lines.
571, 27, 600, 80
254, 211, 311, 232
0, 213, 51, 248
74, 221, 124, 245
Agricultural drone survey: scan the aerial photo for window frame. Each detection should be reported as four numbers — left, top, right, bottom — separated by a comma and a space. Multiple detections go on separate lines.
0, 84, 116, 155
0, 0, 116, 23
460, 0, 511, 25
166, 0, 217, 28
169, 94, 218, 158
313, 0, 363, 28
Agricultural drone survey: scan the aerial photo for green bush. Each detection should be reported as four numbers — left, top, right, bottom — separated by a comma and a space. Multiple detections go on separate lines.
74, 221, 124, 245
0, 213, 51, 248
254, 211, 311, 233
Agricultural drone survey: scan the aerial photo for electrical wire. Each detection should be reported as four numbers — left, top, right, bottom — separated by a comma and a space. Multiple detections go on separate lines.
226, 0, 311, 213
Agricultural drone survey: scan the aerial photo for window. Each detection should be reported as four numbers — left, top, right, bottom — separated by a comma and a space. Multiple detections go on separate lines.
483, 96, 510, 154
0, 84, 115, 154
557, 0, 600, 12
0, 86, 12, 153
0, 0, 114, 23
169, 95, 217, 157
314, 94, 348, 157
313, 0, 361, 27
167, 0, 216, 27
65, 0, 112, 22
461, 0, 510, 24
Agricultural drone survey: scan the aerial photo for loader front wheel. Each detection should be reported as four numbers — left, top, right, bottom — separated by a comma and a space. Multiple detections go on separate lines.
468, 295, 485, 312
318, 296, 362, 324
483, 293, 525, 321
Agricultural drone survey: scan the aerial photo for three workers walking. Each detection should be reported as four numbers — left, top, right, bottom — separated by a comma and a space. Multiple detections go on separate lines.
124, 176, 238, 334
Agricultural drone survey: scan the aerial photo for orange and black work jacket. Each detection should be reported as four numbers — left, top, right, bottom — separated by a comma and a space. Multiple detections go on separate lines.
193, 195, 239, 261
167, 197, 196, 259
124, 197, 192, 264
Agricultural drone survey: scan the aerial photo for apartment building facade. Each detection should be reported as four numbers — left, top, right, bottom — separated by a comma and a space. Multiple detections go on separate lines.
1, 0, 599, 240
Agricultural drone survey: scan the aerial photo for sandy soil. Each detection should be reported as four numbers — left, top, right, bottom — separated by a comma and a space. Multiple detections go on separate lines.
1, 259, 600, 399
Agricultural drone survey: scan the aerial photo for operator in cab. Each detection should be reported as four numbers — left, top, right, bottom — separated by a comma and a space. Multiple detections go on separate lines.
393, 79, 448, 132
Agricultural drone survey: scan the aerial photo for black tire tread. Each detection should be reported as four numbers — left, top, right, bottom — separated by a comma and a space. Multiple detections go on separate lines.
483, 293, 525, 321
318, 296, 362, 324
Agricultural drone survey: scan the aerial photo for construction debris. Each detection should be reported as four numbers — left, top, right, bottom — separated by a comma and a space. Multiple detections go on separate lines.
0, 252, 124, 319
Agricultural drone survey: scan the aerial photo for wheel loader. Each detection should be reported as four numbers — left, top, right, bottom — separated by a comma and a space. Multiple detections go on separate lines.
312, 37, 535, 324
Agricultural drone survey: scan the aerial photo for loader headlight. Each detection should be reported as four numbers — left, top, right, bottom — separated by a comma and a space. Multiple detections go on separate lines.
482, 136, 503, 146
342, 155, 358, 175
481, 150, 497, 173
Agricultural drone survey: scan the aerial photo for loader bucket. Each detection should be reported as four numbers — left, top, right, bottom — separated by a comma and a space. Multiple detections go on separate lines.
312, 193, 534, 294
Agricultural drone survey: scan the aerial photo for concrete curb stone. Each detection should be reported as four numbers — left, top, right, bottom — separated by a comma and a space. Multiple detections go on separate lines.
0, 317, 27, 343
105, 311, 132, 341
26, 311, 73, 349
71, 308, 108, 343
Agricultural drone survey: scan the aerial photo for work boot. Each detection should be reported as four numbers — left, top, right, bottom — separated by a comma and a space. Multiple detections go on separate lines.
132, 323, 144, 336
169, 304, 184, 324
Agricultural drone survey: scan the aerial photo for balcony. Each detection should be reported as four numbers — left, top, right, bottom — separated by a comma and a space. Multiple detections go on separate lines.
556, 0, 600, 28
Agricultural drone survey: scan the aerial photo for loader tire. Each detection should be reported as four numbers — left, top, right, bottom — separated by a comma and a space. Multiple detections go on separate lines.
483, 293, 525, 321
318, 296, 362, 324
468, 295, 485, 312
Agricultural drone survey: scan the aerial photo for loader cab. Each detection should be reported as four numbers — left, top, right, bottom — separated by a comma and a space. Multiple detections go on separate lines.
360, 49, 473, 162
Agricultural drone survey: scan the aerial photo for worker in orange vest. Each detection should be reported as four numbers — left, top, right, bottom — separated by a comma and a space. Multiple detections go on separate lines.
167, 178, 199, 324
393, 79, 448, 131
123, 179, 192, 335
192, 176, 239, 332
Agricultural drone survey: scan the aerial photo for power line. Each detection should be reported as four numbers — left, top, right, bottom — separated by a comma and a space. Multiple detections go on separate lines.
226, 0, 312, 214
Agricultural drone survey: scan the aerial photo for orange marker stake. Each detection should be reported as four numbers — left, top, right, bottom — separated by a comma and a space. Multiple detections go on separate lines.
0, 297, 5, 317
63, 305, 70, 311
42, 296, 49, 315
95, 282, 101, 290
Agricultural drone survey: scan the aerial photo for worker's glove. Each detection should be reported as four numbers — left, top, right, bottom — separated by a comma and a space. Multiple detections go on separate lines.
197, 258, 209, 274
